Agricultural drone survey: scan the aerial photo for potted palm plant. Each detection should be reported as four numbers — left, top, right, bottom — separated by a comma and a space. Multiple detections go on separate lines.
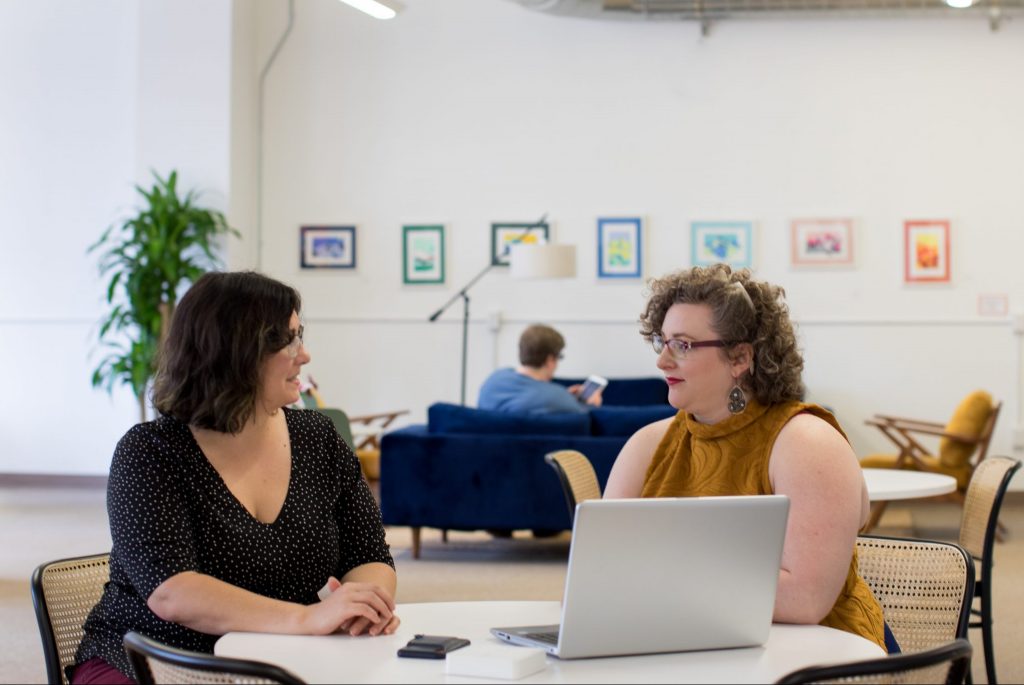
90, 170, 238, 421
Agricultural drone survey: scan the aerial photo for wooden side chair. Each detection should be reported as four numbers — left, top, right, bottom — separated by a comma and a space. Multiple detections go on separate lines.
958, 455, 1021, 685
861, 390, 1001, 531
316, 407, 409, 481
855, 535, 973, 653
775, 637, 973, 685
30, 553, 110, 685
544, 449, 602, 525
348, 409, 410, 481
124, 631, 306, 685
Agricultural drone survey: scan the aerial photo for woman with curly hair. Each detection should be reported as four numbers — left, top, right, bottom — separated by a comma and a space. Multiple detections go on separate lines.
605, 263, 892, 653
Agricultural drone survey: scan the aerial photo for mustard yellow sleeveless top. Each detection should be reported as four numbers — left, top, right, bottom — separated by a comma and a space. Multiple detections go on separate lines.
641, 400, 886, 650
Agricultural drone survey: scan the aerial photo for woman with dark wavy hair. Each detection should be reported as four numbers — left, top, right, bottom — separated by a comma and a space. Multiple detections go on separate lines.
72, 271, 398, 685
605, 264, 892, 654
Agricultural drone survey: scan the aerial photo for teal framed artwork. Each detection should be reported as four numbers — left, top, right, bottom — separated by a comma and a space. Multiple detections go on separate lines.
402, 224, 445, 284
691, 221, 753, 268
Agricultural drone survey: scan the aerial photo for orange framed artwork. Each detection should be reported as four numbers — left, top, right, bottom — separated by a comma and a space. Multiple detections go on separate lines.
904, 220, 950, 283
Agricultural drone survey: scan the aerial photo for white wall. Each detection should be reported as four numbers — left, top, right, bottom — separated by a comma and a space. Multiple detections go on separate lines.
2, 0, 1022, 484
0, 0, 233, 475
252, 0, 1024, 477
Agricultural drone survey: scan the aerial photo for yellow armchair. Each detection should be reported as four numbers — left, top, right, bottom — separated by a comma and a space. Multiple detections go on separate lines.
860, 390, 1001, 530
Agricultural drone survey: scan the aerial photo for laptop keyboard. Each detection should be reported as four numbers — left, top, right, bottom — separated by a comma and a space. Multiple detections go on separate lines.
524, 631, 559, 645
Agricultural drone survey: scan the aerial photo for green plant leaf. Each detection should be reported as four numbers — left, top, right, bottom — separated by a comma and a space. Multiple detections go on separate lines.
88, 169, 238, 414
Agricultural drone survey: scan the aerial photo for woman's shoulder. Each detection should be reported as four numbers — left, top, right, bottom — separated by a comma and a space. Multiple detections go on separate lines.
284, 406, 334, 429
117, 415, 188, 449
109, 415, 192, 475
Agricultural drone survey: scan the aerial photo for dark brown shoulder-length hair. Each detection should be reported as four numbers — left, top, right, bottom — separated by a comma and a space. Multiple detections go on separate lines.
638, 263, 805, 405
152, 271, 301, 433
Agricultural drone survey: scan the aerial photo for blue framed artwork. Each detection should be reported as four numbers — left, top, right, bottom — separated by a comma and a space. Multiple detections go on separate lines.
691, 221, 753, 268
597, 217, 642, 279
301, 225, 356, 269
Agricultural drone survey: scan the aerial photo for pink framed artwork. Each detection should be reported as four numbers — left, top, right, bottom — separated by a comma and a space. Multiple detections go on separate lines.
904, 220, 950, 283
790, 218, 854, 267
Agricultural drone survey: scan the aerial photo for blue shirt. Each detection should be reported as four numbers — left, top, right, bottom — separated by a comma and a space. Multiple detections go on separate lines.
477, 368, 587, 415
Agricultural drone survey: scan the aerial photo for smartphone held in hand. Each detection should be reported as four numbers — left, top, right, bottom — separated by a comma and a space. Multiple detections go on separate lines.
577, 375, 608, 402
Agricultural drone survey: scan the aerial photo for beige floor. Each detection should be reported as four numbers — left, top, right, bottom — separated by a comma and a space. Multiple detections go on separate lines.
1, 485, 1021, 683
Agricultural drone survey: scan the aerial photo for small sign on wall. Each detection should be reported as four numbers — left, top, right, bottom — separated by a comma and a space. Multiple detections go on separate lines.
977, 294, 1009, 317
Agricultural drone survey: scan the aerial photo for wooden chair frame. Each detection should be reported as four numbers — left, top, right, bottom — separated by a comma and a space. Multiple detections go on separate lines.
863, 400, 1001, 532
855, 535, 973, 654
776, 637, 973, 685
30, 553, 111, 685
348, 410, 409, 453
959, 456, 1021, 685
124, 631, 306, 685
544, 449, 602, 526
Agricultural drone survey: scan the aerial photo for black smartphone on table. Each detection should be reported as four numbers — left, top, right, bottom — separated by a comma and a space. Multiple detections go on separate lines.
397, 634, 471, 659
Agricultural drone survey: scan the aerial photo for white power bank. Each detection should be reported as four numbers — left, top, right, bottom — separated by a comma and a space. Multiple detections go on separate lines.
444, 645, 547, 680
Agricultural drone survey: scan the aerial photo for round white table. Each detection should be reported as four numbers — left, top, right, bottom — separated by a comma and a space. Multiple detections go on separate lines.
216, 601, 884, 684
862, 468, 958, 501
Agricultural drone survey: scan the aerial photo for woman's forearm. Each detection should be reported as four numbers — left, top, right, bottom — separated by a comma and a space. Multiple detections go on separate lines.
341, 562, 397, 597
147, 571, 309, 636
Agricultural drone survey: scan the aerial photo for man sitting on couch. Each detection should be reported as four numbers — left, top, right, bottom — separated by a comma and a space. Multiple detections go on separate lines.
478, 324, 603, 414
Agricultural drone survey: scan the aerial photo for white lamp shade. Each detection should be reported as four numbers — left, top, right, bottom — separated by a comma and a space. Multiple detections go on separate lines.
509, 244, 577, 280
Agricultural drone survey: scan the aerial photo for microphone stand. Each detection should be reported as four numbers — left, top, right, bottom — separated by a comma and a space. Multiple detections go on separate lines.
428, 213, 548, 406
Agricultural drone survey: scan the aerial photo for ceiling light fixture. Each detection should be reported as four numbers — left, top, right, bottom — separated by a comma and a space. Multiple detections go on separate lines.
945, 0, 974, 7
337, 0, 401, 20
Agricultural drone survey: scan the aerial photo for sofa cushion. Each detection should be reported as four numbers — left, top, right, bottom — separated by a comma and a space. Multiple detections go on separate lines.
590, 405, 678, 437
428, 402, 591, 436
939, 390, 994, 468
553, 377, 668, 406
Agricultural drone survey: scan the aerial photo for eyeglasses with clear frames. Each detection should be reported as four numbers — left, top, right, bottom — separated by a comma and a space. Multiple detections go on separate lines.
285, 325, 305, 358
650, 333, 725, 360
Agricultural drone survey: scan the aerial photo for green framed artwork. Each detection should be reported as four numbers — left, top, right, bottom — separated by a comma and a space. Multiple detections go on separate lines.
402, 224, 445, 284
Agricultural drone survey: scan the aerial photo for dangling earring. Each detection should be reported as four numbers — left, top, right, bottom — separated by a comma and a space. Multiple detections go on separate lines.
728, 384, 747, 414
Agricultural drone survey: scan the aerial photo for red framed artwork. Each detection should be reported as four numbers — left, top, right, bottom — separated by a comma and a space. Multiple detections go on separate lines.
904, 220, 950, 283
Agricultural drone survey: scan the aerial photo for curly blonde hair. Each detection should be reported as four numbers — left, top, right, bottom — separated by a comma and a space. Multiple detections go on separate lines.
639, 264, 805, 405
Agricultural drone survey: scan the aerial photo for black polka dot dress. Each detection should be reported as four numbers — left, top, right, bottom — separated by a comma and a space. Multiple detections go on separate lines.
73, 408, 394, 681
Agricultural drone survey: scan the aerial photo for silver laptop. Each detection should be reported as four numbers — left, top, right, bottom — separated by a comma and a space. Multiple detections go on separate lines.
491, 495, 789, 659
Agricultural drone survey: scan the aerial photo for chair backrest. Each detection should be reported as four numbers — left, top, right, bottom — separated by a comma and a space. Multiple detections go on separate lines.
545, 449, 602, 524
316, 407, 355, 451
855, 535, 973, 654
124, 631, 306, 685
959, 455, 1021, 562
30, 553, 110, 685
938, 391, 1000, 469
774, 637, 972, 685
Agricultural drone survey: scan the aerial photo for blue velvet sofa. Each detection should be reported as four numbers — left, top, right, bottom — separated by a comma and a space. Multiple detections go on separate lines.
379, 377, 675, 557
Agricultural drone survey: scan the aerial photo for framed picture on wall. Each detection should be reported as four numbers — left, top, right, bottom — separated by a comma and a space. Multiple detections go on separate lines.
904, 220, 950, 283
402, 224, 445, 284
791, 218, 854, 267
597, 217, 642, 278
300, 225, 356, 269
691, 221, 753, 268
491, 221, 549, 266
